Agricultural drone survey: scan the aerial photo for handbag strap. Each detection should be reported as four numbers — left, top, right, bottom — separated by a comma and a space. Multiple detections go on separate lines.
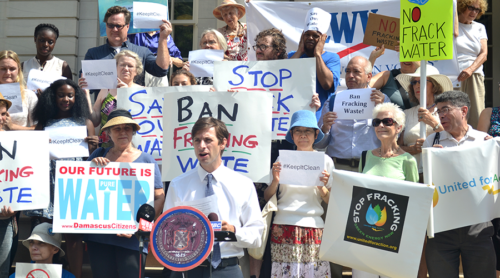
361, 150, 367, 172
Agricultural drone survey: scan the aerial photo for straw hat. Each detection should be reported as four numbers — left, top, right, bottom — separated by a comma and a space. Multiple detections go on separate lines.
22, 223, 65, 257
213, 0, 246, 21
396, 65, 453, 94
101, 109, 141, 131
0, 92, 12, 109
285, 110, 324, 145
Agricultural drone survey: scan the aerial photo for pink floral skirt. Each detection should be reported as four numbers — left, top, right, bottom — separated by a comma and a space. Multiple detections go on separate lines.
270, 224, 331, 278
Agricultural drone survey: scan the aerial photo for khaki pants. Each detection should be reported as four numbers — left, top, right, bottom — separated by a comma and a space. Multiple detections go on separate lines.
461, 73, 485, 129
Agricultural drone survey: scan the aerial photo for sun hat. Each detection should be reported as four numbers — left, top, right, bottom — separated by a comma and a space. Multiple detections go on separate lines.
213, 0, 246, 21
101, 109, 141, 131
395, 65, 453, 94
285, 110, 324, 144
0, 92, 12, 109
22, 223, 65, 257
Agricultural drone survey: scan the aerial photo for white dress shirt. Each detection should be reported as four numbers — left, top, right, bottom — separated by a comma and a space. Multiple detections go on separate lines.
422, 125, 488, 148
164, 164, 264, 258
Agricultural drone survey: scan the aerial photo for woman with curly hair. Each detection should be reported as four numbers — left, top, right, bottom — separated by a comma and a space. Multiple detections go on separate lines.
170, 69, 197, 86
27, 79, 98, 278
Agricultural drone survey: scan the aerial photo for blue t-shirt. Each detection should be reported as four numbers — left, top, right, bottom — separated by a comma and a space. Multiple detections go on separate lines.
288, 51, 341, 119
83, 147, 163, 251
10, 268, 75, 278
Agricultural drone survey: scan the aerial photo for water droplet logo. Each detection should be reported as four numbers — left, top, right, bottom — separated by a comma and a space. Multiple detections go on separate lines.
365, 204, 387, 227
408, 0, 429, 5
433, 187, 439, 207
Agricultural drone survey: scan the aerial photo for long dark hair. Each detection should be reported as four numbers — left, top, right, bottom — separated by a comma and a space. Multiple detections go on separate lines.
32, 79, 90, 129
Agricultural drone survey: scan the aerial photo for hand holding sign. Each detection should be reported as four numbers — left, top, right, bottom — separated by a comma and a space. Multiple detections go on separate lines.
133, 2, 168, 29
304, 7, 331, 34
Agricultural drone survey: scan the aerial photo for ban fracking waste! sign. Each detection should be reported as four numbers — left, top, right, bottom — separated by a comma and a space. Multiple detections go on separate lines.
399, 0, 454, 62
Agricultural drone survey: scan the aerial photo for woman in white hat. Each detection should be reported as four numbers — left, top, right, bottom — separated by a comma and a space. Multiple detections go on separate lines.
214, 0, 248, 61
9, 223, 75, 278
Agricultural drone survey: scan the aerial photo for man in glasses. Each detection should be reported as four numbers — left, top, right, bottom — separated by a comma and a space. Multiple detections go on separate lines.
422, 90, 495, 278
83, 6, 171, 87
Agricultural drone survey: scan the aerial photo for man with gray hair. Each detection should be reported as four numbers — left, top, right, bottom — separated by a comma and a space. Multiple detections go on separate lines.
422, 90, 495, 278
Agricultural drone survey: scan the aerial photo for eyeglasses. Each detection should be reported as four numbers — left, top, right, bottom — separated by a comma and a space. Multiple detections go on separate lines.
467, 5, 481, 13
201, 40, 218, 46
106, 23, 127, 30
292, 129, 316, 136
410, 79, 431, 86
252, 44, 273, 52
436, 107, 458, 116
372, 118, 397, 127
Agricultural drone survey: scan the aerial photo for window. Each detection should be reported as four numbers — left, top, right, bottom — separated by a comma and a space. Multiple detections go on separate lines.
168, 0, 198, 59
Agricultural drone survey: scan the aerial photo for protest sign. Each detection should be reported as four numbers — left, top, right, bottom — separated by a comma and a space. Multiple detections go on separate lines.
0, 131, 50, 211
46, 126, 89, 159
117, 86, 211, 164
188, 49, 225, 78
246, 0, 460, 86
278, 150, 325, 186
98, 0, 168, 36
26, 69, 66, 92
53, 161, 155, 234
320, 170, 433, 278
15, 263, 62, 278
81, 59, 118, 90
400, 0, 454, 62
333, 88, 375, 120
133, 2, 168, 29
422, 139, 500, 233
162, 91, 272, 182
0, 83, 23, 114
363, 13, 400, 50
304, 7, 331, 34
213, 59, 315, 140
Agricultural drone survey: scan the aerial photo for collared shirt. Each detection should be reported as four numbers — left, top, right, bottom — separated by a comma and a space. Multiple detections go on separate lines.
128, 33, 182, 58
164, 165, 264, 258
315, 91, 390, 159
422, 125, 488, 148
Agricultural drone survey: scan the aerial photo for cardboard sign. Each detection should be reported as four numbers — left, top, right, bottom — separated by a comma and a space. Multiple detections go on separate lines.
81, 59, 118, 90
320, 170, 433, 278
213, 59, 315, 140
162, 91, 272, 182
278, 150, 325, 186
304, 7, 331, 34
46, 126, 89, 159
53, 161, 155, 234
15, 263, 62, 278
0, 83, 23, 114
333, 88, 375, 120
26, 69, 66, 91
133, 2, 168, 29
400, 0, 454, 62
188, 49, 224, 78
363, 13, 400, 50
0, 131, 50, 211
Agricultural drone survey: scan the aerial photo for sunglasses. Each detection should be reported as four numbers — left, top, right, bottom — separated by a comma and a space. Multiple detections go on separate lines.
106, 23, 127, 30
372, 118, 397, 127
467, 5, 481, 13
410, 79, 431, 85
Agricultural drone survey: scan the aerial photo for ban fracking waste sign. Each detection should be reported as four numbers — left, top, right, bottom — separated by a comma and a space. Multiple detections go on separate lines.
399, 0, 454, 62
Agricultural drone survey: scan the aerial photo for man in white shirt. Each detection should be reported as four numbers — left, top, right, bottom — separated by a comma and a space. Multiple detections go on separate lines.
315, 56, 388, 171
422, 90, 495, 278
165, 117, 264, 278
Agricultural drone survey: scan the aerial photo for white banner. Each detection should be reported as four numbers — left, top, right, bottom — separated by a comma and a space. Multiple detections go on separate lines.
423, 139, 500, 233
46, 126, 89, 159
188, 49, 224, 78
0, 131, 50, 211
246, 0, 460, 89
26, 69, 66, 91
333, 88, 374, 120
278, 150, 325, 186
320, 170, 433, 278
81, 59, 118, 90
162, 91, 272, 182
213, 59, 315, 140
53, 161, 155, 234
0, 83, 23, 114
133, 2, 168, 29
15, 263, 62, 278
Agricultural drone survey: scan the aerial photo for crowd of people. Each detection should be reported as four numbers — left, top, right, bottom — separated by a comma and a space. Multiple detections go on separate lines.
0, 0, 496, 277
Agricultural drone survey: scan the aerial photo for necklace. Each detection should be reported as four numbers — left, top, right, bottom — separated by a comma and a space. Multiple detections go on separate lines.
378, 146, 400, 158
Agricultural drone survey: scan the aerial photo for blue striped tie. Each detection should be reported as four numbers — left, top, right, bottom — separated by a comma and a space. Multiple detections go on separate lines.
206, 174, 221, 268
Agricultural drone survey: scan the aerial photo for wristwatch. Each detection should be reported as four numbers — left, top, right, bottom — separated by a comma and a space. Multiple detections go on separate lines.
433, 123, 440, 131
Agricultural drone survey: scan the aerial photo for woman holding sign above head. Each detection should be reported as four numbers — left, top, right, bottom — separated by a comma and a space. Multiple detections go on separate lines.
263, 110, 334, 278
86, 109, 164, 278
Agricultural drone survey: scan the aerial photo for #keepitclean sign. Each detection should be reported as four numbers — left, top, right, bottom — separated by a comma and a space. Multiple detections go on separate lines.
333, 88, 375, 120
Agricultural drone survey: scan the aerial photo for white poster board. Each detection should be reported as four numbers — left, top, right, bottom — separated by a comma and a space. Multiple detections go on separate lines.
333, 88, 375, 120
0, 83, 23, 114
320, 170, 433, 278
46, 126, 89, 159
15, 263, 62, 278
53, 161, 155, 234
81, 59, 118, 90
0, 131, 50, 211
26, 69, 66, 91
133, 2, 168, 29
213, 59, 315, 140
278, 150, 325, 186
188, 49, 224, 78
162, 91, 272, 182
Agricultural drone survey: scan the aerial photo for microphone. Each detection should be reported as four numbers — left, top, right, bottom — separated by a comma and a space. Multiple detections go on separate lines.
208, 213, 222, 231
137, 204, 155, 236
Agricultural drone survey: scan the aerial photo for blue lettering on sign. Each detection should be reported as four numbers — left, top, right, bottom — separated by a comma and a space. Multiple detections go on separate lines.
99, 180, 117, 191
248, 71, 263, 86
104, 191, 110, 220
58, 178, 82, 220
134, 180, 149, 218
329, 10, 378, 44
278, 117, 289, 131
261, 72, 278, 88
279, 69, 292, 87
229, 65, 249, 86
234, 158, 249, 173
117, 180, 132, 221
128, 90, 147, 116
276, 93, 293, 112
177, 156, 249, 173
137, 120, 154, 135
137, 139, 163, 157
177, 156, 199, 172
147, 99, 162, 114
81, 180, 99, 220
17, 188, 32, 203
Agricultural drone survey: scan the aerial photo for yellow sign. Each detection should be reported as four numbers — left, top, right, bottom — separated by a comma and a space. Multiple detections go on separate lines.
399, 0, 454, 62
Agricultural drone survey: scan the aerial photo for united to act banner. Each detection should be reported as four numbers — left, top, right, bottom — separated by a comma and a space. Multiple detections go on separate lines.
0, 131, 50, 211
162, 91, 272, 182
213, 59, 315, 140
53, 161, 155, 234
422, 139, 500, 233
320, 170, 433, 278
